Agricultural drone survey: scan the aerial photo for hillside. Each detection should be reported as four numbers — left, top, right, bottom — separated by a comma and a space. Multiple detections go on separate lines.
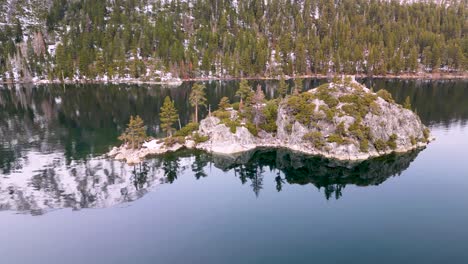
0, 0, 466, 83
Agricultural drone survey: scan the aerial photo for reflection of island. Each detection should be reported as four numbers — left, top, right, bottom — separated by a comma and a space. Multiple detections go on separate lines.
211, 148, 423, 199
0, 148, 421, 215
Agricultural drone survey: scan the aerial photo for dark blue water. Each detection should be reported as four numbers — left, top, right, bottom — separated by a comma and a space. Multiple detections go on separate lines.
0, 79, 467, 263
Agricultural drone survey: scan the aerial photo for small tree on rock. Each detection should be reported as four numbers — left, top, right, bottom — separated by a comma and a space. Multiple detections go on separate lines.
403, 96, 412, 110
218, 96, 231, 110
189, 83, 207, 123
252, 84, 266, 128
160, 96, 179, 137
293, 78, 303, 94
278, 75, 288, 98
119, 115, 148, 149
236, 79, 254, 108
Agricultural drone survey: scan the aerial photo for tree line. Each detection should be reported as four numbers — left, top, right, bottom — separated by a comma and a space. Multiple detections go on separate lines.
0, 0, 466, 81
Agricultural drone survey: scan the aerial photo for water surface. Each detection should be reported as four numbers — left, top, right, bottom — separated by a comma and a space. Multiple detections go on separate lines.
0, 79, 467, 263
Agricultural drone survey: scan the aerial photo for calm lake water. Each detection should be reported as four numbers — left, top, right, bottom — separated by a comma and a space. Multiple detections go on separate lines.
0, 79, 467, 263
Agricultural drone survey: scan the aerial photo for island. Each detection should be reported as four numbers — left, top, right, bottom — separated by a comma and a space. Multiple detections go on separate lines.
108, 76, 433, 164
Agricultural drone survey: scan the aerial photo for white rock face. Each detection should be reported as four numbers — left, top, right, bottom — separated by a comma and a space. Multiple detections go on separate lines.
109, 139, 185, 163
196, 79, 432, 161
197, 117, 258, 154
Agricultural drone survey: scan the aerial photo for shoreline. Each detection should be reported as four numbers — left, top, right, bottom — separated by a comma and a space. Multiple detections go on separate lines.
1, 72, 467, 85
108, 135, 433, 165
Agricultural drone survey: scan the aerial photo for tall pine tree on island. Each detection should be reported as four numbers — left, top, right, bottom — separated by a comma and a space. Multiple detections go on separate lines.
236, 79, 254, 108
119, 115, 148, 149
160, 96, 179, 137
189, 83, 207, 123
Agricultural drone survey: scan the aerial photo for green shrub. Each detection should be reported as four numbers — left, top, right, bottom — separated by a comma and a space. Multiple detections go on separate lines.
350, 127, 364, 140
363, 93, 378, 105
245, 122, 258, 136
174, 122, 199, 137
376, 89, 394, 103
232, 102, 240, 110
423, 128, 430, 140
369, 102, 381, 115
336, 121, 346, 136
221, 118, 240, 133
374, 139, 387, 152
316, 90, 339, 108
342, 104, 358, 117
339, 94, 359, 104
303, 131, 325, 148
324, 96, 339, 108
193, 133, 209, 143
319, 105, 336, 121
410, 136, 417, 145
213, 110, 231, 119
315, 83, 329, 92
360, 139, 369, 152
218, 96, 231, 110
164, 136, 185, 147
285, 93, 316, 126
260, 100, 278, 133
387, 134, 398, 150
328, 134, 344, 144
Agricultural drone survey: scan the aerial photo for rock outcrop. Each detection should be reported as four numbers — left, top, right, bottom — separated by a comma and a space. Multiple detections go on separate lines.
196, 77, 432, 161
109, 77, 433, 163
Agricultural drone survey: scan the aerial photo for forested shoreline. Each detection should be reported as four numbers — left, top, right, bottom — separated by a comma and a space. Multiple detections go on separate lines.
0, 0, 466, 83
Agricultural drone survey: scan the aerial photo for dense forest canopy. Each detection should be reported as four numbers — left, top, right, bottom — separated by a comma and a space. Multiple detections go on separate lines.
0, 0, 466, 81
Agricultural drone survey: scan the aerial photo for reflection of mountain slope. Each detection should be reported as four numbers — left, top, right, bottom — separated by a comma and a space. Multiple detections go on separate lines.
211, 148, 423, 199
0, 151, 164, 215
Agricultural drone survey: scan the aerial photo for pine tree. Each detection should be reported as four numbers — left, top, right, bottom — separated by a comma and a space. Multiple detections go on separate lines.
277, 75, 288, 98
218, 97, 231, 110
189, 83, 207, 123
119, 115, 147, 149
236, 79, 254, 107
252, 84, 266, 128
403, 96, 412, 110
160, 96, 179, 137
293, 78, 303, 94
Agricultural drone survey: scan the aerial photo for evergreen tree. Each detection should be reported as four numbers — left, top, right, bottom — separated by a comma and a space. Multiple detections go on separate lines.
160, 96, 179, 137
404, 96, 412, 110
189, 83, 207, 123
236, 79, 254, 106
218, 96, 231, 110
293, 78, 303, 94
118, 115, 147, 149
277, 75, 288, 98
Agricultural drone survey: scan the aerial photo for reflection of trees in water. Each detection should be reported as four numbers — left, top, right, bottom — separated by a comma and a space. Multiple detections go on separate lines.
155, 148, 422, 200
0, 80, 465, 174
0, 147, 423, 215
208, 148, 423, 200
132, 163, 149, 190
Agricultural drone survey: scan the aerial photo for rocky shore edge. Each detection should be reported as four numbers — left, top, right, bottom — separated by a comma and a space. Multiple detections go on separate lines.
108, 78, 434, 164
108, 116, 434, 164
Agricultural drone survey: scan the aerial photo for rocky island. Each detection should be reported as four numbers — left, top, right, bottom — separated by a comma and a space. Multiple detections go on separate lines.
109, 77, 433, 164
